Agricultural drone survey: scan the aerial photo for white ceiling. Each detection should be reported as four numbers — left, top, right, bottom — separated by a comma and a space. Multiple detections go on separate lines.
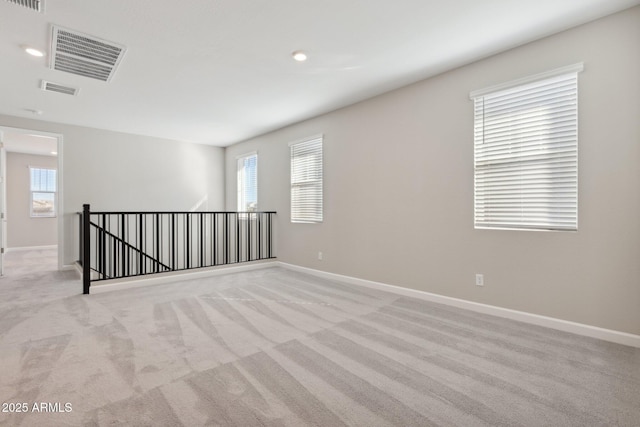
1, 129, 57, 156
0, 0, 638, 147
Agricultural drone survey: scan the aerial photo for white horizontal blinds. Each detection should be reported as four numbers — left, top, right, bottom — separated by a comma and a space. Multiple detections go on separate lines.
473, 72, 578, 230
291, 136, 323, 223
30, 167, 57, 192
237, 154, 257, 212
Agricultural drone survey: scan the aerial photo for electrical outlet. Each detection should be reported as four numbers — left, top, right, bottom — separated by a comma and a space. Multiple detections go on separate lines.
475, 274, 484, 286
318, 251, 323, 260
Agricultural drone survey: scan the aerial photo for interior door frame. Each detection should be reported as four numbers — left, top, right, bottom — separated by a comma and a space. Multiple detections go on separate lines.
0, 132, 5, 275
0, 126, 64, 271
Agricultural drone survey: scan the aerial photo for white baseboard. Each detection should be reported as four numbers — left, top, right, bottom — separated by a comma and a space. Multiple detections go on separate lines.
64, 263, 82, 277
278, 262, 640, 348
80, 258, 640, 348
6, 245, 57, 252
89, 260, 278, 295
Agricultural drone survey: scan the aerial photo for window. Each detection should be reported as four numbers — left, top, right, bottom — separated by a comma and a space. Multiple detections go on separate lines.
30, 167, 57, 217
471, 64, 582, 231
290, 135, 323, 223
237, 153, 257, 212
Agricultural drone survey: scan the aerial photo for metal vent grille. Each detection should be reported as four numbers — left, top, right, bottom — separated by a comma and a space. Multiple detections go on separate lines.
41, 80, 78, 96
50, 26, 126, 82
5, 0, 43, 12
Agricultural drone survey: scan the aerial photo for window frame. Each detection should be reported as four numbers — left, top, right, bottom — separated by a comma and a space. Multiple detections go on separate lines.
29, 167, 57, 218
470, 63, 583, 232
290, 135, 323, 224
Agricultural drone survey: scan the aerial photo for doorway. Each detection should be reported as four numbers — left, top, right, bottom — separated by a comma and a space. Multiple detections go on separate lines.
0, 127, 63, 275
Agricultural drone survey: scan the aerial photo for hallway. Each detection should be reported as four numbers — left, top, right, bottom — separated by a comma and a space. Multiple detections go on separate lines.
3, 247, 59, 275
0, 247, 79, 313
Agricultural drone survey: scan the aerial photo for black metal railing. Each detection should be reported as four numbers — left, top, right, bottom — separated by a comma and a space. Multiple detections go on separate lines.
78, 204, 276, 294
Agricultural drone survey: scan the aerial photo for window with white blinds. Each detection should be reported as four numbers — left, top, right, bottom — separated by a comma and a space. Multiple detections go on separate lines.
471, 64, 582, 231
30, 167, 57, 217
290, 135, 323, 223
237, 153, 257, 212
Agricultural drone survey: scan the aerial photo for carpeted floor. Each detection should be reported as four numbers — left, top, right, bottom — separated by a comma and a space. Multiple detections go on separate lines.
0, 250, 639, 426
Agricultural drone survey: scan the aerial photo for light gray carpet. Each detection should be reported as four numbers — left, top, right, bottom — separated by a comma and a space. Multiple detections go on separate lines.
0, 250, 639, 426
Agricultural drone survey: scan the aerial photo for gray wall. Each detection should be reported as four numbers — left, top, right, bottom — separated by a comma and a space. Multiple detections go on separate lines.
6, 152, 57, 248
225, 7, 640, 335
0, 118, 226, 266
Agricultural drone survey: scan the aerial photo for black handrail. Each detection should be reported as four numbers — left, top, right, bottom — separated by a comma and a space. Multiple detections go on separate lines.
78, 204, 276, 294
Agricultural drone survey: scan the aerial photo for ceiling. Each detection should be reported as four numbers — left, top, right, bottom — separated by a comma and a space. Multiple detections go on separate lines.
0, 0, 638, 147
1, 129, 57, 156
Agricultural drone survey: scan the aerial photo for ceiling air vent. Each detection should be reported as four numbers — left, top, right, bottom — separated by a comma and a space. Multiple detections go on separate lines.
5, 0, 43, 13
41, 80, 78, 96
50, 25, 126, 82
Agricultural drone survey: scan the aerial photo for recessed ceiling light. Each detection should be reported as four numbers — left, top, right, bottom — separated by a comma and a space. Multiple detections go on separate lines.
292, 51, 307, 62
51, 151, 58, 155
25, 47, 44, 57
